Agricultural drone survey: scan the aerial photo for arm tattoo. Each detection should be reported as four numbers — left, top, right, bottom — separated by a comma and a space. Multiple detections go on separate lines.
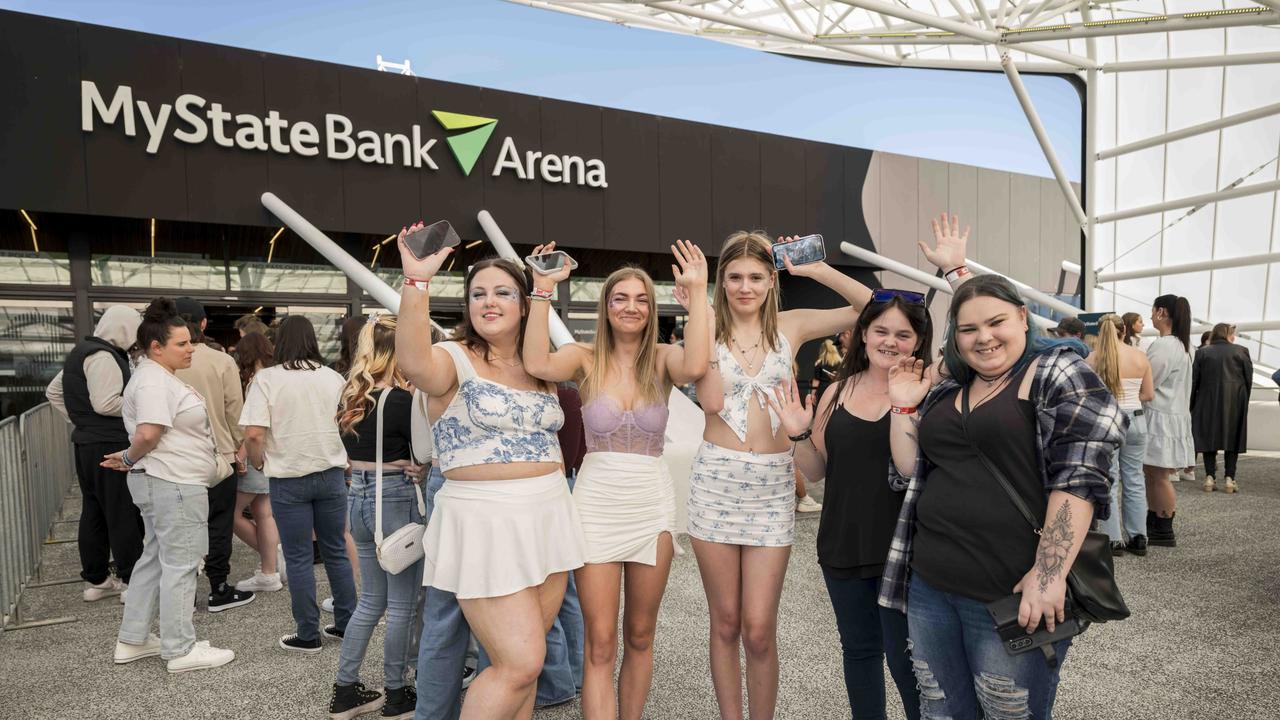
1035, 502, 1074, 594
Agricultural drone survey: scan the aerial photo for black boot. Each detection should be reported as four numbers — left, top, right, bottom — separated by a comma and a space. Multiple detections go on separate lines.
1126, 534, 1149, 556
1148, 512, 1177, 547
382, 686, 418, 719
329, 682, 383, 720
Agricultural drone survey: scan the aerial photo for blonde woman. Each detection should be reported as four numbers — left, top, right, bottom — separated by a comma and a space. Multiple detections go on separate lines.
687, 232, 872, 720
1086, 314, 1154, 556
808, 338, 843, 406
522, 240, 709, 720
329, 316, 425, 720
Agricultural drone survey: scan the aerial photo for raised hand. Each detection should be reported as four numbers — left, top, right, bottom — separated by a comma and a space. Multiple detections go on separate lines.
764, 378, 814, 439
530, 241, 572, 291
887, 357, 932, 408
774, 235, 827, 278
671, 239, 708, 290
397, 221, 454, 281
919, 213, 969, 272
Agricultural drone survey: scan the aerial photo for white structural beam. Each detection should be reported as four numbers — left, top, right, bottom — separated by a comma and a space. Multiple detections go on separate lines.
1000, 8, 1278, 43
1096, 179, 1280, 224
1103, 50, 1280, 73
1099, 101, 1280, 160
1095, 251, 1280, 283
1254, 1, 1280, 11
1001, 53, 1090, 233
1080, 0, 1098, 312
966, 258, 1083, 316
1062, 260, 1081, 275
477, 210, 576, 348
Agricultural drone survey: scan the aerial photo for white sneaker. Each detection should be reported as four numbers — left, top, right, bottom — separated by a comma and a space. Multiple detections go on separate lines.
166, 640, 235, 674
277, 545, 288, 584
118, 584, 129, 604
84, 576, 124, 602
114, 633, 161, 664
321, 597, 335, 614
235, 571, 283, 592
796, 495, 823, 513
1176, 469, 1195, 483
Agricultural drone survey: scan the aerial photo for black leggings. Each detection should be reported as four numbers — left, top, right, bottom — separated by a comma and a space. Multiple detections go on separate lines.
1202, 451, 1238, 479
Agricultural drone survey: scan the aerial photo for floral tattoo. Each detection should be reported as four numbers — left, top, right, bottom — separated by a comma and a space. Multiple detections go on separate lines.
1035, 501, 1074, 594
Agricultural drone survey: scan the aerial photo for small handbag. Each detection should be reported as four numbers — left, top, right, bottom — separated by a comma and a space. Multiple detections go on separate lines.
961, 385, 1130, 626
374, 389, 428, 575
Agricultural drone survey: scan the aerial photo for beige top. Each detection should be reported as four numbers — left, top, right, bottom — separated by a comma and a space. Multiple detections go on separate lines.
239, 363, 347, 479
175, 344, 244, 460
123, 359, 218, 486
46, 352, 127, 421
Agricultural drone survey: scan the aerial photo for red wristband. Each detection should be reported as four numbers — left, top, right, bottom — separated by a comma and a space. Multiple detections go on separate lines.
890, 405, 918, 415
403, 277, 431, 291
530, 287, 554, 300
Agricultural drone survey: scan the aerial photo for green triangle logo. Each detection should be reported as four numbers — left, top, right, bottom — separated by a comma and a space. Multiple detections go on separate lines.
432, 110, 498, 176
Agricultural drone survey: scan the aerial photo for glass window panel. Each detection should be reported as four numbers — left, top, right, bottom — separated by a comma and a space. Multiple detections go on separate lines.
91, 255, 227, 291
0, 299, 74, 419
230, 261, 347, 294
569, 278, 605, 303
280, 306, 349, 364
0, 251, 72, 286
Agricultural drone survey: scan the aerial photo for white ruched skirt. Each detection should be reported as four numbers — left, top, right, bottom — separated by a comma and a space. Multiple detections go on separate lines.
422, 470, 588, 599
574, 452, 677, 565
686, 442, 795, 547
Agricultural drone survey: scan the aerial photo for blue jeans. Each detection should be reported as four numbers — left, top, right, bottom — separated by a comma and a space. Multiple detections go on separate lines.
270, 467, 357, 642
822, 568, 919, 720
1102, 411, 1148, 542
907, 574, 1070, 720
337, 470, 425, 689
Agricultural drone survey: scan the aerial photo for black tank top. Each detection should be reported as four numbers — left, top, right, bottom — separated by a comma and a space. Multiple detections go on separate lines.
911, 367, 1041, 603
818, 404, 903, 578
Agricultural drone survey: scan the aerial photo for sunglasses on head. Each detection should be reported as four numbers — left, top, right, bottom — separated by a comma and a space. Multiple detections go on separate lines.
870, 289, 926, 305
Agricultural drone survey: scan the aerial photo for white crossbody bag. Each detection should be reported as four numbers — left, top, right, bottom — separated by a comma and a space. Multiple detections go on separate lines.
374, 389, 427, 575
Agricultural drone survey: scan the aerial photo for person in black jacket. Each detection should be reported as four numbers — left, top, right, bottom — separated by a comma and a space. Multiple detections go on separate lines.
45, 305, 144, 603
1192, 323, 1253, 493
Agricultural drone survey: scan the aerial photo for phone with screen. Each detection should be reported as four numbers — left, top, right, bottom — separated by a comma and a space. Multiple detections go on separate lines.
525, 250, 579, 275
403, 220, 461, 260
772, 234, 826, 270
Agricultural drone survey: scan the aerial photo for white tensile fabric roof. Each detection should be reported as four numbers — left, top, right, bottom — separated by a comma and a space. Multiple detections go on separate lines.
510, 0, 1280, 375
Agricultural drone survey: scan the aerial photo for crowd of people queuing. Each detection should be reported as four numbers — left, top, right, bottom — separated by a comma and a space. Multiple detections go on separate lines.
41, 210, 1259, 720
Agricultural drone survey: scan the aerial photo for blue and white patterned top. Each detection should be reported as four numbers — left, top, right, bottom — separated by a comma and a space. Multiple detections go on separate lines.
432, 342, 564, 472
716, 334, 793, 443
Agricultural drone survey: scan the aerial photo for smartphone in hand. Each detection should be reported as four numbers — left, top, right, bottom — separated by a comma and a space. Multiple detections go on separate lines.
525, 250, 578, 275
404, 220, 461, 260
772, 234, 826, 270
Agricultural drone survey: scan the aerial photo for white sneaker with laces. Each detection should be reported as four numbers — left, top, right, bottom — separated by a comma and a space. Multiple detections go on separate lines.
321, 597, 335, 613
84, 576, 124, 602
114, 633, 161, 664
796, 495, 823, 513
166, 641, 235, 674
235, 571, 283, 592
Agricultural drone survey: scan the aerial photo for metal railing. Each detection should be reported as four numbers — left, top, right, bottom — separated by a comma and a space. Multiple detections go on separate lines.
0, 402, 78, 632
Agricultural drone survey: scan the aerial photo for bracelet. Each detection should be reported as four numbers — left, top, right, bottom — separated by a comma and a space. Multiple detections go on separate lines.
788, 428, 812, 442
403, 277, 431, 291
890, 405, 918, 415
943, 265, 971, 284
528, 294, 552, 302
530, 287, 554, 300
121, 449, 135, 467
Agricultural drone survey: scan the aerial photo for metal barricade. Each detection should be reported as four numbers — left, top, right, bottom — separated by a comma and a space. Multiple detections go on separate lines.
0, 403, 77, 632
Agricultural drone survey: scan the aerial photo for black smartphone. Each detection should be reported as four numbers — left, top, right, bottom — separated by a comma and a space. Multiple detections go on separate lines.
524, 250, 578, 275
772, 234, 826, 270
986, 594, 1081, 656
403, 220, 461, 260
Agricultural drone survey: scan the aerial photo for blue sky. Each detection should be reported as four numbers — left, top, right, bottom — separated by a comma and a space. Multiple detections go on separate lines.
3, 0, 1083, 180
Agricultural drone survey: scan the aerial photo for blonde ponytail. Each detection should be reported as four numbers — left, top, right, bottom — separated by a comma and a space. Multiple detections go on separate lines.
1094, 314, 1124, 398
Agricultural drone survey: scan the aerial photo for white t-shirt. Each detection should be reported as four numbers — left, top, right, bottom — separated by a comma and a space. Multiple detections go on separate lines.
239, 363, 347, 479
123, 358, 218, 486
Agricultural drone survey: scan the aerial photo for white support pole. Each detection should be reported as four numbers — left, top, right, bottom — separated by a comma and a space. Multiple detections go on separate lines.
1095, 250, 1280, 283
1000, 8, 1278, 43
1080, 0, 1098, 312
1000, 53, 1090, 234
476, 210, 576, 348
965, 258, 1082, 316
1099, 101, 1280, 159
1096, 179, 1280, 224
1254, 1, 1280, 11
1062, 260, 1081, 275
1102, 50, 1280, 73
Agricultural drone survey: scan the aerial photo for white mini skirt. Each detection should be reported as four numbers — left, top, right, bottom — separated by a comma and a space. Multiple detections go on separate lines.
422, 470, 588, 599
574, 452, 677, 566
686, 442, 795, 547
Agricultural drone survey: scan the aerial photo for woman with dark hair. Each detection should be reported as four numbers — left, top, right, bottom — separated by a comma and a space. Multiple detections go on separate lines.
395, 221, 587, 720
106, 298, 236, 673
240, 315, 355, 654
1192, 323, 1252, 494
1143, 294, 1194, 546
230, 332, 282, 593
1121, 312, 1144, 347
880, 273, 1124, 720
334, 316, 366, 376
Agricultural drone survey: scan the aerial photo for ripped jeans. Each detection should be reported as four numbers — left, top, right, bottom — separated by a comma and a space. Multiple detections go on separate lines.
906, 574, 1070, 720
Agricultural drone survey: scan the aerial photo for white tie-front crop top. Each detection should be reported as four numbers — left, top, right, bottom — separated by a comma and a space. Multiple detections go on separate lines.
715, 334, 793, 443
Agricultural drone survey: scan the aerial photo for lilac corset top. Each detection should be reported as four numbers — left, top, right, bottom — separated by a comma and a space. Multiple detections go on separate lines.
581, 395, 669, 457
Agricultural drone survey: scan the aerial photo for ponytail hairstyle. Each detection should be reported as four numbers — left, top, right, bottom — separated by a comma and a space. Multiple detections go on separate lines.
943, 275, 1040, 385
1121, 312, 1142, 345
337, 315, 405, 437
713, 231, 780, 351
581, 267, 663, 408
137, 298, 188, 355
1153, 294, 1191, 352
1093, 314, 1125, 398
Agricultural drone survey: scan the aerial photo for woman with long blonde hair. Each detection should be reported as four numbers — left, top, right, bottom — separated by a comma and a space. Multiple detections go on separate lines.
522, 240, 709, 720
1086, 314, 1154, 556
328, 315, 427, 720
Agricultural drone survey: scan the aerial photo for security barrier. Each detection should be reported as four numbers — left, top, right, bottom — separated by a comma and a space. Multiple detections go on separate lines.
0, 403, 77, 632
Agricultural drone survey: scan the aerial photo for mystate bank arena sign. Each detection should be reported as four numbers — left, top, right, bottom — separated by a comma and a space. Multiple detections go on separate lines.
80, 81, 609, 189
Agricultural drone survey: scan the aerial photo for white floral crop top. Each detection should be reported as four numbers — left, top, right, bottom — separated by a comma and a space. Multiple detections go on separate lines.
431, 342, 564, 472
716, 334, 793, 443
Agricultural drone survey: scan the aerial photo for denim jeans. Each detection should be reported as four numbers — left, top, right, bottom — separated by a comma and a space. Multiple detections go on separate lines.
1102, 411, 1148, 542
822, 568, 919, 720
270, 467, 357, 642
337, 470, 425, 689
907, 574, 1071, 720
117, 472, 208, 660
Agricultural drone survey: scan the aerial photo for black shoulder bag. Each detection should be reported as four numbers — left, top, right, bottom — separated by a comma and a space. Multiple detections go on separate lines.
960, 384, 1130, 628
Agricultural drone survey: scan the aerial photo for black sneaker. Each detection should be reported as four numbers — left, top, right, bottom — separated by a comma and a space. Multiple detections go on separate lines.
322, 624, 345, 641
208, 582, 255, 613
329, 682, 383, 720
1110, 541, 1127, 557
382, 686, 417, 719
1126, 534, 1149, 556
279, 633, 323, 654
